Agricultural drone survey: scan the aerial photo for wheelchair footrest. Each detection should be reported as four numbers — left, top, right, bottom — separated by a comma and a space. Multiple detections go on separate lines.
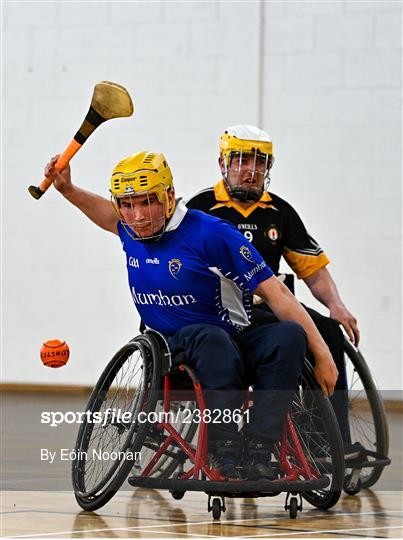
346, 457, 391, 468
128, 475, 330, 494
345, 450, 391, 469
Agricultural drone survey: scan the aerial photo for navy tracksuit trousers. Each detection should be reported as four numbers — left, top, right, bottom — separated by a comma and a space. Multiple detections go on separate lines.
167, 322, 307, 444
252, 304, 351, 444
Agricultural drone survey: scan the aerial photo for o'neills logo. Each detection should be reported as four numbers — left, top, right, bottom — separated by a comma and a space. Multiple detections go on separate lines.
131, 287, 197, 307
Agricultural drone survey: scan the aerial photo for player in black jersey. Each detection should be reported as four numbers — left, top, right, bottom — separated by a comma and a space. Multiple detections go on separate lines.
186, 124, 361, 459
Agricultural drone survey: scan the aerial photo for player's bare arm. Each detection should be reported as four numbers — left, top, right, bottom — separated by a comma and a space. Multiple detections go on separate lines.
304, 267, 360, 345
255, 275, 339, 398
44, 156, 118, 235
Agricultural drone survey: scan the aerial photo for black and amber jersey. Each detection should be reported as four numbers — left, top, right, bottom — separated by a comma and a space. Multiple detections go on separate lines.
186, 180, 330, 279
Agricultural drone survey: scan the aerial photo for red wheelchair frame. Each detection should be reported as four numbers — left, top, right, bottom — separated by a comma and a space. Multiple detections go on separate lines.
129, 363, 331, 519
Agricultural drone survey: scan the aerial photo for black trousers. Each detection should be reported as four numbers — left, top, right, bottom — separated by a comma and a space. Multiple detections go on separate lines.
167, 322, 306, 444
252, 304, 351, 444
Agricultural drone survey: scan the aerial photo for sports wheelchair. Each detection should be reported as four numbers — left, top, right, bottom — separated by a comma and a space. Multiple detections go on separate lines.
72, 330, 346, 519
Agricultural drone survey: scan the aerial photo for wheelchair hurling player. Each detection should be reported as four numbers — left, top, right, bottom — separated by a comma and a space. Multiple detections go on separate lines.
73, 328, 345, 519
43, 150, 348, 519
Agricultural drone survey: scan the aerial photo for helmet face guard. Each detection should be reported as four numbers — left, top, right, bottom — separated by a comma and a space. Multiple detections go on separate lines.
110, 151, 175, 241
112, 186, 173, 241
222, 150, 273, 202
220, 126, 274, 202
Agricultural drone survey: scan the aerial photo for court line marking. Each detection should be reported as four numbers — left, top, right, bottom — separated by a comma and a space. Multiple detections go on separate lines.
12, 525, 214, 538
7, 516, 319, 539
8, 495, 403, 538
239, 525, 403, 537
11, 519, 403, 539
111, 530, 214, 538
5, 508, 402, 519
225, 522, 390, 538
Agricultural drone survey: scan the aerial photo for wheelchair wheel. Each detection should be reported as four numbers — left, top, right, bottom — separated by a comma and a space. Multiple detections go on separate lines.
290, 363, 345, 510
72, 334, 161, 511
344, 338, 389, 488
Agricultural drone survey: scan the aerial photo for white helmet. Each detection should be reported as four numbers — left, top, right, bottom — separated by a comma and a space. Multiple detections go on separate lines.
223, 125, 273, 144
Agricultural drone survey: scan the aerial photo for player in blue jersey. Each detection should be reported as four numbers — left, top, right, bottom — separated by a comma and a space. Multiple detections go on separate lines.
44, 151, 338, 480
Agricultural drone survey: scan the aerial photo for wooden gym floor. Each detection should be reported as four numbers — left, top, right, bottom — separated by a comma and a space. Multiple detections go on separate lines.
1, 391, 402, 538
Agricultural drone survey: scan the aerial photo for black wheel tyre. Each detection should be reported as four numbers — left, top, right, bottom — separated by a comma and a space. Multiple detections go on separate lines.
289, 497, 298, 519
293, 363, 345, 510
170, 490, 185, 500
344, 339, 389, 489
212, 498, 221, 520
72, 335, 161, 511
343, 474, 362, 496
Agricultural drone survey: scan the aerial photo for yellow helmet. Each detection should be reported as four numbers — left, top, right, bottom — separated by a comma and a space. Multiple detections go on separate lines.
219, 125, 273, 166
110, 151, 175, 218
219, 125, 274, 202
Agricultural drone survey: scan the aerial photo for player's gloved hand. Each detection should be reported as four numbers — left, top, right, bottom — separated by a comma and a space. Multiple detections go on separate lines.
313, 349, 339, 399
329, 303, 360, 346
44, 155, 72, 195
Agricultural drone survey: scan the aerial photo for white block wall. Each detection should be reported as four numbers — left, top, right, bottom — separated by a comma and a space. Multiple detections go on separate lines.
263, 1, 402, 395
3, 1, 401, 396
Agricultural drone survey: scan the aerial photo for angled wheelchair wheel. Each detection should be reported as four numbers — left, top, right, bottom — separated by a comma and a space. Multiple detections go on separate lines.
290, 363, 345, 510
72, 334, 161, 511
344, 338, 389, 488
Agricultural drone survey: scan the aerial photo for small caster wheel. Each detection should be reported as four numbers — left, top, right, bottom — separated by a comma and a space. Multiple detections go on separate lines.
289, 497, 298, 519
343, 474, 362, 496
170, 490, 185, 500
212, 497, 221, 520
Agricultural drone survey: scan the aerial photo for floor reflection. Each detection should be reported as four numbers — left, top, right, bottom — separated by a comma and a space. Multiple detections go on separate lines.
71, 511, 120, 538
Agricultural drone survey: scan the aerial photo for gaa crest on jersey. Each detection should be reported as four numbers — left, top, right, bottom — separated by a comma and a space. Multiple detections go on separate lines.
265, 225, 280, 242
169, 258, 182, 279
240, 245, 256, 263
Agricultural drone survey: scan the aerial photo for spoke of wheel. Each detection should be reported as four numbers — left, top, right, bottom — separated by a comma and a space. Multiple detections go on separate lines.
81, 346, 150, 493
350, 416, 376, 448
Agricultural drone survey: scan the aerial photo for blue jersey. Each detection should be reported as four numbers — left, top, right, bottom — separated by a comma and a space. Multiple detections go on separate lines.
117, 201, 273, 336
